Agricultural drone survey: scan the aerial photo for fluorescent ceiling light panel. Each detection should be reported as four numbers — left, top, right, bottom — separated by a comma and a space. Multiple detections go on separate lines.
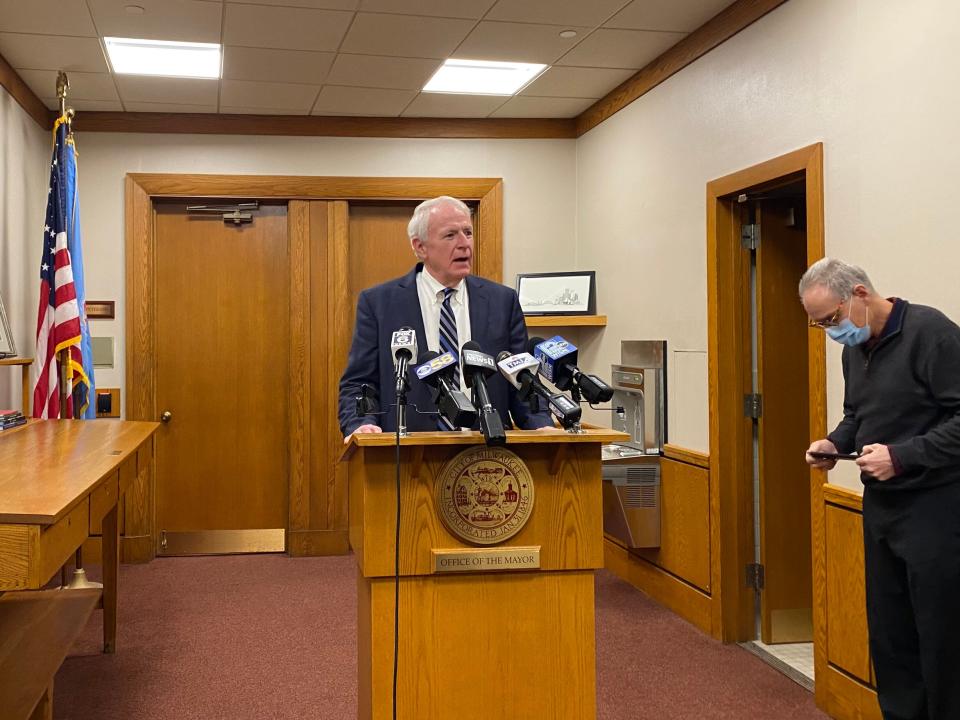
423, 59, 547, 96
105, 37, 221, 79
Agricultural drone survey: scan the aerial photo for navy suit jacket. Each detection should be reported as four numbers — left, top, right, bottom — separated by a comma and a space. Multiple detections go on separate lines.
338, 264, 553, 435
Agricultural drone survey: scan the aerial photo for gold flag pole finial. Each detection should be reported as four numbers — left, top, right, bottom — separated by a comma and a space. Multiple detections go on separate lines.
56, 70, 69, 118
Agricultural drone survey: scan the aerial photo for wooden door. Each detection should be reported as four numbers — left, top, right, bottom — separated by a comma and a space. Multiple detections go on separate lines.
154, 201, 289, 553
756, 196, 813, 642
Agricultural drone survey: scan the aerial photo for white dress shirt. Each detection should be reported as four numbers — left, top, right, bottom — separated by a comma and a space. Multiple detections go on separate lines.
416, 266, 471, 393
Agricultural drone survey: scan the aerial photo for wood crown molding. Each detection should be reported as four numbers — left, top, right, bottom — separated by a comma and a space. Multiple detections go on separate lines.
575, 0, 789, 136
0, 50, 51, 129
2, 0, 787, 138
72, 112, 576, 139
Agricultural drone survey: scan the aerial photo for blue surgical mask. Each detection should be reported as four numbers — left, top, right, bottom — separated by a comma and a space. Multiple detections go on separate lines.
826, 319, 871, 346
825, 301, 871, 346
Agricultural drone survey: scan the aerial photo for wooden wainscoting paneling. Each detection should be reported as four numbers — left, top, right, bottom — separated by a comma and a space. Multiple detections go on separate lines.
814, 484, 882, 720
825, 502, 871, 683
634, 456, 711, 592
603, 452, 715, 636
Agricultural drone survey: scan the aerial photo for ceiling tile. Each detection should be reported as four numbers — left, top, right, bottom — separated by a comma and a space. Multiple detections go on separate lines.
340, 13, 474, 59
0, 33, 109, 72
115, 75, 219, 104
401, 92, 506, 118
223, 47, 335, 85
489, 95, 593, 118
311, 85, 416, 116
220, 106, 311, 115
19, 70, 119, 102
486, 0, 630, 28
0, 0, 96, 35
227, 0, 359, 9
42, 97, 124, 111
520, 66, 634, 98
223, 4, 353, 52
87, 0, 222, 44
605, 0, 733, 32
556, 28, 684, 69
325, 54, 441, 90
125, 101, 218, 113
220, 79, 320, 111
455, 21, 587, 64
358, 0, 496, 19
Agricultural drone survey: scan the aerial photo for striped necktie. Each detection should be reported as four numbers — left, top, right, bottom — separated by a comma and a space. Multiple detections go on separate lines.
437, 287, 459, 430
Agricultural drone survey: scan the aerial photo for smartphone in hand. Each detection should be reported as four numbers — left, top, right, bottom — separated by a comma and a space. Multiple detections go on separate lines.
808, 451, 860, 461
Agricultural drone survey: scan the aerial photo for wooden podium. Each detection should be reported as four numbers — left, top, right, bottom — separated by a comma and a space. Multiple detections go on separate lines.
341, 427, 629, 720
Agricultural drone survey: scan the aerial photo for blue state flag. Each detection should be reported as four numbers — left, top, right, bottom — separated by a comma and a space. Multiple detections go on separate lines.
62, 123, 96, 417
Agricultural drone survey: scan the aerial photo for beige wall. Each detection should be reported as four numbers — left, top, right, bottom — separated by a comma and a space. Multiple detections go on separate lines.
575, 0, 960, 488
0, 89, 46, 411
65, 133, 577, 401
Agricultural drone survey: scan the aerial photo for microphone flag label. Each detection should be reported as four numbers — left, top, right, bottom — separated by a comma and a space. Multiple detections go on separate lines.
462, 348, 495, 370
436, 446, 535, 546
392, 328, 416, 348
415, 351, 457, 379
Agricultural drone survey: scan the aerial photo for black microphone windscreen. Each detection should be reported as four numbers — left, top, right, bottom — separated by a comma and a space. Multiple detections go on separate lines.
526, 336, 545, 354
419, 350, 440, 363
461, 340, 481, 353
496, 350, 511, 362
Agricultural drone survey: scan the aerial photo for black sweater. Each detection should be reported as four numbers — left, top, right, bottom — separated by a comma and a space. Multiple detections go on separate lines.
827, 300, 960, 491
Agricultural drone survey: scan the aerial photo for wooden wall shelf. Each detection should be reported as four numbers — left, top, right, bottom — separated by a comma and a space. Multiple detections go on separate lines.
524, 315, 607, 328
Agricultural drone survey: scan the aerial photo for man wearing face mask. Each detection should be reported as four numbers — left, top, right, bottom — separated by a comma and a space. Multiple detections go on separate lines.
800, 257, 960, 720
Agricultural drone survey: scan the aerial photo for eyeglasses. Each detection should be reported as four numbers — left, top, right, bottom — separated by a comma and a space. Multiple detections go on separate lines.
808, 302, 845, 329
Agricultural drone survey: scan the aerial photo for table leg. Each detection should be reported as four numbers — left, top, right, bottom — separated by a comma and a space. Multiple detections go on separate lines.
21, 364, 30, 415
102, 503, 119, 653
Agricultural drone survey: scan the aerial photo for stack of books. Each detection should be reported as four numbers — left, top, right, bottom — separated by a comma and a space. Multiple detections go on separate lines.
0, 410, 27, 431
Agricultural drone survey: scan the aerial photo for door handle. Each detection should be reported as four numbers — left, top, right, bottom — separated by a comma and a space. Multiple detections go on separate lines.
160, 410, 173, 423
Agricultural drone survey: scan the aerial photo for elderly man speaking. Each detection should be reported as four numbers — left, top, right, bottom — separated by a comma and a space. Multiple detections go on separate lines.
338, 196, 552, 438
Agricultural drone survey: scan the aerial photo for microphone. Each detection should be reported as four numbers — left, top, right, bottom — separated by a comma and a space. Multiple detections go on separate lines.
391, 327, 418, 395
461, 341, 506, 446
355, 383, 378, 416
415, 351, 478, 429
496, 351, 582, 429
529, 335, 614, 404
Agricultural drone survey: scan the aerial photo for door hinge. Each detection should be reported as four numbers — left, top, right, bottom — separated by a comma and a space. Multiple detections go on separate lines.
743, 393, 762, 419
741, 223, 760, 250
746, 562, 765, 591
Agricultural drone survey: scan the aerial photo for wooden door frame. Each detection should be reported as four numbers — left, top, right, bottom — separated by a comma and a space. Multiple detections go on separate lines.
124, 174, 504, 562
705, 143, 825, 643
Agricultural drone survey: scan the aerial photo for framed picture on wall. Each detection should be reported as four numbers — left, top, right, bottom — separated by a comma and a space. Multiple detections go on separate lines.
0, 292, 16, 357
516, 271, 596, 316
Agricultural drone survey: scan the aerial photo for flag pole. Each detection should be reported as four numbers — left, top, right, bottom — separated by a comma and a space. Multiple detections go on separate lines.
53, 71, 102, 591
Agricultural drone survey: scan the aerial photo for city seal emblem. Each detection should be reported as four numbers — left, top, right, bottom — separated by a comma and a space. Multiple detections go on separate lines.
436, 446, 535, 546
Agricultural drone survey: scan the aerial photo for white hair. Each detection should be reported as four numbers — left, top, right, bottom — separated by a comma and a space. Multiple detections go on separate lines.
799, 257, 876, 299
407, 196, 472, 242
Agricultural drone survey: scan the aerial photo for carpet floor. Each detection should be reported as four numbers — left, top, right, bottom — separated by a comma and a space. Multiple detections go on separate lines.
53, 554, 827, 719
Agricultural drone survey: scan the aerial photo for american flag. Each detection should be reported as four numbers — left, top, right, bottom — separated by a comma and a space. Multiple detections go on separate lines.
32, 117, 91, 419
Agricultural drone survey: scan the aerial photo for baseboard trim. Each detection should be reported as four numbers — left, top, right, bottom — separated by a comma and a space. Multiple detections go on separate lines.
287, 529, 350, 557
604, 538, 715, 637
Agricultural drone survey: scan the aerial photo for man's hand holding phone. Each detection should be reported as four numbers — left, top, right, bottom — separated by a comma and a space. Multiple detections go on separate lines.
806, 438, 840, 469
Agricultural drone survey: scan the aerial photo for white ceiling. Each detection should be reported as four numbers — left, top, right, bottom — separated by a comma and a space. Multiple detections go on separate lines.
0, 0, 733, 118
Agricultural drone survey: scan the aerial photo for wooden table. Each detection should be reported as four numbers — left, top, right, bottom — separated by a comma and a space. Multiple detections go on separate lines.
0, 419, 159, 653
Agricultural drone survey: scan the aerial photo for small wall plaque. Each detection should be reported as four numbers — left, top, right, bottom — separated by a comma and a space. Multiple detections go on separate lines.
85, 300, 115, 319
